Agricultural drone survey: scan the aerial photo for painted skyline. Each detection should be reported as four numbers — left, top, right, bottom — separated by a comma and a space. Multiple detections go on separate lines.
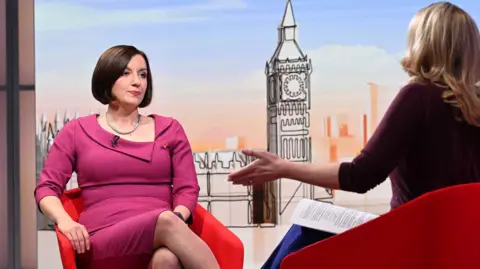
34, 0, 480, 151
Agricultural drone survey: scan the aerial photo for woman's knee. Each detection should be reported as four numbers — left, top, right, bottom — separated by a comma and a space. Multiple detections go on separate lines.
156, 211, 184, 230
150, 247, 181, 269
154, 211, 186, 242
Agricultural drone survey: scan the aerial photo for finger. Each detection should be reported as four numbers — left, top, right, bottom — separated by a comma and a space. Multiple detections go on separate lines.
237, 173, 276, 186
228, 164, 257, 180
232, 173, 268, 186
71, 231, 82, 253
81, 227, 90, 251
66, 233, 77, 252
75, 229, 86, 253
231, 174, 256, 185
242, 149, 270, 159
242, 177, 269, 187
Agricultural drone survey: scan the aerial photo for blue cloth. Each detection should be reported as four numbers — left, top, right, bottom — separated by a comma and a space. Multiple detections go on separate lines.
261, 224, 334, 269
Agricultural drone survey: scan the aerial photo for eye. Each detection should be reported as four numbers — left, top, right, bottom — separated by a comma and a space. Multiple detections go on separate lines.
123, 71, 130, 76
140, 73, 147, 79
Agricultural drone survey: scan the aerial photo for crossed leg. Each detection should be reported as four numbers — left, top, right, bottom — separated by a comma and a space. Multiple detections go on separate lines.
149, 247, 181, 269
152, 211, 220, 269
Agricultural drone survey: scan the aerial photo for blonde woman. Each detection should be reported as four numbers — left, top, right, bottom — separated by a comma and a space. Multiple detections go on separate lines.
228, 2, 480, 268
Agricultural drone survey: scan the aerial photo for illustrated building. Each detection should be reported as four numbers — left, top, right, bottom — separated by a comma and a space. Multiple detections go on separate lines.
258, 0, 313, 224
367, 82, 379, 137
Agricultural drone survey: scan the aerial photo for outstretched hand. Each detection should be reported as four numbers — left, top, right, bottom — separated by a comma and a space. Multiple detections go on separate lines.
227, 149, 288, 186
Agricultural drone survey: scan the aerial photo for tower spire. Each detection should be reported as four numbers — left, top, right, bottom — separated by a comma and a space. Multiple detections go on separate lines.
269, 0, 303, 62
281, 0, 296, 28
277, 0, 298, 42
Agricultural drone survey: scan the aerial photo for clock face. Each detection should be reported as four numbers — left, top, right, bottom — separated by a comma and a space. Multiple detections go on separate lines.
283, 74, 305, 98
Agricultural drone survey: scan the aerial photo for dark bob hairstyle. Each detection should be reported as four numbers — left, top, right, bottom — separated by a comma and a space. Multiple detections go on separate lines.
91, 45, 153, 108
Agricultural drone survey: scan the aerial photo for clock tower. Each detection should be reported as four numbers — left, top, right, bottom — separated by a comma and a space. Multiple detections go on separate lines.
254, 0, 312, 224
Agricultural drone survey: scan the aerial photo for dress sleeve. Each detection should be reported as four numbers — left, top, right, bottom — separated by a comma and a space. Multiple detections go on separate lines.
171, 119, 200, 224
338, 83, 427, 193
34, 120, 77, 209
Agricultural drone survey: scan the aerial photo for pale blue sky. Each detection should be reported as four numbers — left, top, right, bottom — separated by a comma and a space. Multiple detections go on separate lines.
34, 0, 480, 113
35, 0, 479, 77
33, 0, 480, 158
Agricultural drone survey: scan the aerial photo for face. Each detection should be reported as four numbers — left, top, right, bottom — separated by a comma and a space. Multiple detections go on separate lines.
111, 54, 148, 107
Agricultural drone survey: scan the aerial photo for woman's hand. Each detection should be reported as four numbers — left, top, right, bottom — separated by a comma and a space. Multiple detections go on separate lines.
228, 149, 289, 186
57, 218, 90, 254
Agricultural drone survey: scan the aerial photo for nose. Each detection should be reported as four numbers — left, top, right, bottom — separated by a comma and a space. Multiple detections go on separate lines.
131, 73, 141, 86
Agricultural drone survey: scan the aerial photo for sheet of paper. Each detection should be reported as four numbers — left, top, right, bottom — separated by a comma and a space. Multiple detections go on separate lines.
290, 199, 379, 234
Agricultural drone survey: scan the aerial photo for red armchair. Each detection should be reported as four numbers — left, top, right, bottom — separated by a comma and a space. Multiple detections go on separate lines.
281, 183, 480, 269
55, 188, 244, 269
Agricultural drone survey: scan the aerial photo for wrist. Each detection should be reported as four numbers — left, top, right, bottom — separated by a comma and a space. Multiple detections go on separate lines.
279, 159, 296, 179
55, 215, 73, 225
173, 212, 186, 222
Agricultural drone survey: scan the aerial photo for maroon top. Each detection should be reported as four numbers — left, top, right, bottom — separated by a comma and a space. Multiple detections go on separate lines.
339, 82, 480, 209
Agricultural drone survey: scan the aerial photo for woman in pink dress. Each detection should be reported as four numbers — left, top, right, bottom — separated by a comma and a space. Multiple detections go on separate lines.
34, 45, 220, 269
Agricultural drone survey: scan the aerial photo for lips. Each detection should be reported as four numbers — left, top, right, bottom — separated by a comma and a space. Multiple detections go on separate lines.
128, 91, 142, 96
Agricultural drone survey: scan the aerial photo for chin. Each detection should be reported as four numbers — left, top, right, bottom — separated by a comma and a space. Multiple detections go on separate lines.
118, 99, 142, 108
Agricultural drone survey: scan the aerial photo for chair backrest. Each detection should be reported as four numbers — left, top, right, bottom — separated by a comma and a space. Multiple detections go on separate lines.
281, 183, 480, 269
60, 188, 85, 222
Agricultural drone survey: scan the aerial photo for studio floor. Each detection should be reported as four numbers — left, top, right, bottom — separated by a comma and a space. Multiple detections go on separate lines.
37, 200, 389, 269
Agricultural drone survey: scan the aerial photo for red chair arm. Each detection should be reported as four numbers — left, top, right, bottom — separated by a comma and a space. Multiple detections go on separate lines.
55, 225, 77, 269
190, 205, 244, 269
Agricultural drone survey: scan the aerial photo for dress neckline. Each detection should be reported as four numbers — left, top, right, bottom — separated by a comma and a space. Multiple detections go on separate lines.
77, 114, 174, 162
93, 113, 156, 144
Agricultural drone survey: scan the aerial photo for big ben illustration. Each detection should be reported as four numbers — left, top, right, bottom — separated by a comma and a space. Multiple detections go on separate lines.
253, 0, 312, 224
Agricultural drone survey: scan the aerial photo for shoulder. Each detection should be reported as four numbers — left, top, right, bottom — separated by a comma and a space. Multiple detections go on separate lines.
151, 114, 174, 124
58, 117, 82, 134
151, 114, 191, 150
70, 114, 100, 130
75, 114, 97, 125
385, 82, 450, 128
51, 117, 83, 146
397, 82, 443, 99
150, 114, 186, 134
391, 82, 442, 109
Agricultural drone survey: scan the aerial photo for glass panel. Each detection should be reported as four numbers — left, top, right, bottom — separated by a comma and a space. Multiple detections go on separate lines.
19, 90, 37, 268
0, 93, 8, 269
18, 0, 34, 85
0, 1, 8, 268
0, 0, 5, 86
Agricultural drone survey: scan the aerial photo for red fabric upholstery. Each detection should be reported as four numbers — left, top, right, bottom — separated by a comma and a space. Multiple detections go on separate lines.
55, 188, 244, 269
281, 183, 480, 269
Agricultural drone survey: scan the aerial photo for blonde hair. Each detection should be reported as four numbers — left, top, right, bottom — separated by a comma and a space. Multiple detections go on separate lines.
401, 2, 480, 126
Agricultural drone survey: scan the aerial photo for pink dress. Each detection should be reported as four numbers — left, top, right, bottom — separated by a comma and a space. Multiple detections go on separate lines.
34, 114, 200, 269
